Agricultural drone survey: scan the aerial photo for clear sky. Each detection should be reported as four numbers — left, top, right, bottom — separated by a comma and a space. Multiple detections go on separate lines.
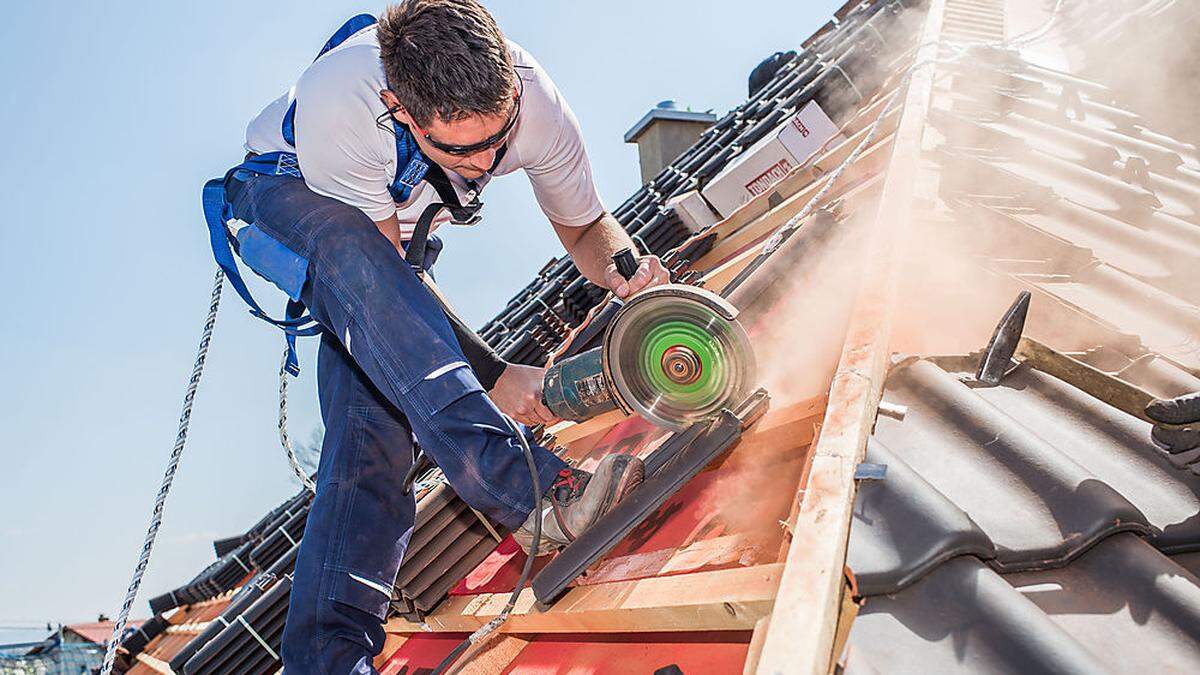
0, 0, 842, 628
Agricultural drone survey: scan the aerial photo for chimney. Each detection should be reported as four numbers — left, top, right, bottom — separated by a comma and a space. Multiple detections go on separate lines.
624, 100, 717, 185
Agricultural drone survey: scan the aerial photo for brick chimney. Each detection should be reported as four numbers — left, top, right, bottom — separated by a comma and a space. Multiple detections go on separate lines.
624, 100, 717, 185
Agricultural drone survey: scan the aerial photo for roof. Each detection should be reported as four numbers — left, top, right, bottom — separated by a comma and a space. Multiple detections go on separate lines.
114, 0, 1200, 672
63, 620, 139, 646
845, 359, 1200, 672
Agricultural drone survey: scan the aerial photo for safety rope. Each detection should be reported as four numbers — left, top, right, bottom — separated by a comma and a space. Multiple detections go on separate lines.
100, 268, 225, 675
279, 348, 317, 493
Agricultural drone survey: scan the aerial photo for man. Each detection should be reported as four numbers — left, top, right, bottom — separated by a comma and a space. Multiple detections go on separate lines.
209, 1, 668, 671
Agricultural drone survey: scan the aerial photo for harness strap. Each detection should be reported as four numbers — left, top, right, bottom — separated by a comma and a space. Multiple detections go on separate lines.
202, 175, 314, 332
283, 14, 378, 148
205, 13, 506, 371
401, 154, 497, 272
202, 163, 320, 376
317, 14, 377, 59
405, 203, 448, 274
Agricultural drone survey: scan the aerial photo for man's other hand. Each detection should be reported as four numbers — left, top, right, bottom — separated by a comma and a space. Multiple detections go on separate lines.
488, 363, 560, 427
605, 254, 670, 299
1145, 392, 1200, 472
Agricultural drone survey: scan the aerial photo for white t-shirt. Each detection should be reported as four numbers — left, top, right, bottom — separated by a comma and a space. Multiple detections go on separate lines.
245, 26, 604, 238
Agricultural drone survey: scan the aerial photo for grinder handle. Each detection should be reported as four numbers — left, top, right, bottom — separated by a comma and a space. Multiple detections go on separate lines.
613, 247, 639, 281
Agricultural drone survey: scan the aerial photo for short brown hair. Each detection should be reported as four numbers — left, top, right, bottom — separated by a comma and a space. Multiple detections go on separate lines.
377, 0, 515, 127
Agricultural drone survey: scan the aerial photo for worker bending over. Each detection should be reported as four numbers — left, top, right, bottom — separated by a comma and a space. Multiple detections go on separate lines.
201, 1, 664, 671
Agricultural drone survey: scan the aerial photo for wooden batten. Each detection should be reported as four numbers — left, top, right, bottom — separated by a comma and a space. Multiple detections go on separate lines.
385, 563, 783, 635
545, 408, 630, 445
134, 653, 174, 675
754, 1, 948, 673
454, 636, 533, 675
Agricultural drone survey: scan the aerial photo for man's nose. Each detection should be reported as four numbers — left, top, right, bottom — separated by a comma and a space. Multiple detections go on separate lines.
467, 148, 497, 172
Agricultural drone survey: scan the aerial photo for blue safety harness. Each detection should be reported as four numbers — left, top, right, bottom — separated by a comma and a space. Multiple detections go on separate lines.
201, 14, 499, 375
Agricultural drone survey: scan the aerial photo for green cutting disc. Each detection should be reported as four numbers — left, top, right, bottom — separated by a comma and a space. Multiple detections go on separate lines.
641, 320, 725, 405
605, 286, 755, 430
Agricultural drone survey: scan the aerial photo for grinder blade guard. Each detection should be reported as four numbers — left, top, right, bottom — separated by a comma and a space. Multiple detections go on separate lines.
543, 284, 756, 431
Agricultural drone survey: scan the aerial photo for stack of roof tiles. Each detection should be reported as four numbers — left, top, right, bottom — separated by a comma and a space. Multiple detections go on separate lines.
114, 491, 309, 674
388, 482, 505, 623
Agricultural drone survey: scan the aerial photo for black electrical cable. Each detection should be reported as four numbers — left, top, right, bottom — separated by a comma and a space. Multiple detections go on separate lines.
430, 414, 542, 675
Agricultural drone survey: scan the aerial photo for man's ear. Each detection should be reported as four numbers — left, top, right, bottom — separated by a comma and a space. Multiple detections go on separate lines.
379, 90, 412, 125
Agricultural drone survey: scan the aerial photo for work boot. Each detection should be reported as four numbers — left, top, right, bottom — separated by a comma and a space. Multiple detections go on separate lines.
514, 454, 645, 556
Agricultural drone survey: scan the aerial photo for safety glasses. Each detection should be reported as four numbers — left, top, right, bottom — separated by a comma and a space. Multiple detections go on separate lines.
420, 90, 520, 156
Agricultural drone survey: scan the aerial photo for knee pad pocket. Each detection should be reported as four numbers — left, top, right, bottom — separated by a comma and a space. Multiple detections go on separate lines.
327, 567, 397, 622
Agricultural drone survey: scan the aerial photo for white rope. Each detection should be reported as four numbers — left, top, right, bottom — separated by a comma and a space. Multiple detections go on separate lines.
100, 268, 225, 675
279, 348, 316, 493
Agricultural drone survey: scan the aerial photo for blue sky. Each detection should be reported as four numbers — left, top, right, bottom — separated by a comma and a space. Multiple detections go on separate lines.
0, 0, 841, 629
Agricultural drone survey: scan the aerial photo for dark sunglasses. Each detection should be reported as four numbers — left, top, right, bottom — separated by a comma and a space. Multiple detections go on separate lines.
421, 89, 521, 156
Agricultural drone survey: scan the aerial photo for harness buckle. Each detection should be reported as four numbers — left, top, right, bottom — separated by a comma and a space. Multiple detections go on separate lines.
449, 204, 484, 226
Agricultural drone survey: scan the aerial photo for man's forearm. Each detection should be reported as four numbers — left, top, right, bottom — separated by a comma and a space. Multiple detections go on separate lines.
561, 212, 637, 289
373, 214, 404, 253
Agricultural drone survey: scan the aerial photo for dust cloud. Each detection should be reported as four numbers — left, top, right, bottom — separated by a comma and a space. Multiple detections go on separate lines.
728, 0, 1200, 408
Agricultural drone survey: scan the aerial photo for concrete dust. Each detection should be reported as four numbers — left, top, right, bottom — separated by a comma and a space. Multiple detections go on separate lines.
746, 210, 870, 406
689, 0, 1200, 545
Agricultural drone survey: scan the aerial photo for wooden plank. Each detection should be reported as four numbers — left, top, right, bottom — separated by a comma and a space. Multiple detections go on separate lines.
385, 563, 784, 635
454, 636, 532, 675
163, 606, 188, 625
698, 173, 883, 293
374, 633, 409, 672
754, 1, 948, 673
695, 132, 895, 273
164, 622, 206, 635
697, 97, 903, 259
578, 533, 763, 587
743, 616, 771, 675
545, 408, 630, 445
829, 578, 861, 673
134, 653, 174, 675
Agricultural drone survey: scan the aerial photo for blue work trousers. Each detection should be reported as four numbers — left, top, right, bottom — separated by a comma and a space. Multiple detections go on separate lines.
223, 171, 566, 674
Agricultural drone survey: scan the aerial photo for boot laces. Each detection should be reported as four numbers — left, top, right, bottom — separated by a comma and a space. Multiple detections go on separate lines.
549, 467, 590, 505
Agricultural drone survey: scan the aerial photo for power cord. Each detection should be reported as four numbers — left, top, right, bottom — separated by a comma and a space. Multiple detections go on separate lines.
430, 414, 543, 674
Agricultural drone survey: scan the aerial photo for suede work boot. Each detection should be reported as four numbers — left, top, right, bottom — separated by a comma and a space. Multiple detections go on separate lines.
514, 454, 645, 556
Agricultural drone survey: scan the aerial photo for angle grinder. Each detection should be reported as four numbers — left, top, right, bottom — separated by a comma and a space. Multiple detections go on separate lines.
543, 249, 756, 431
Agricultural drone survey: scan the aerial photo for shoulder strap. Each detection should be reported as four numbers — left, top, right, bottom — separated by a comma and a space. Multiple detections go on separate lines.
317, 14, 377, 59
282, 14, 379, 147
404, 162, 484, 274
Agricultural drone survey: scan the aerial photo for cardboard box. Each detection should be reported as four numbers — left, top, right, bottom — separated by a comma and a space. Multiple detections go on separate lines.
666, 189, 722, 233
701, 100, 843, 217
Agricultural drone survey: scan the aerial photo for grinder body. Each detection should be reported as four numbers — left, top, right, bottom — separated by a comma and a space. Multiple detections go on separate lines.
543, 348, 619, 421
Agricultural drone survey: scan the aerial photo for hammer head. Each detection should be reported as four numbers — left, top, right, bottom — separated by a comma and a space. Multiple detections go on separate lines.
975, 291, 1031, 386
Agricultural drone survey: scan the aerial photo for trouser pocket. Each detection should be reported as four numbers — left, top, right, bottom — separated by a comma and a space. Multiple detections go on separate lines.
320, 406, 417, 620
